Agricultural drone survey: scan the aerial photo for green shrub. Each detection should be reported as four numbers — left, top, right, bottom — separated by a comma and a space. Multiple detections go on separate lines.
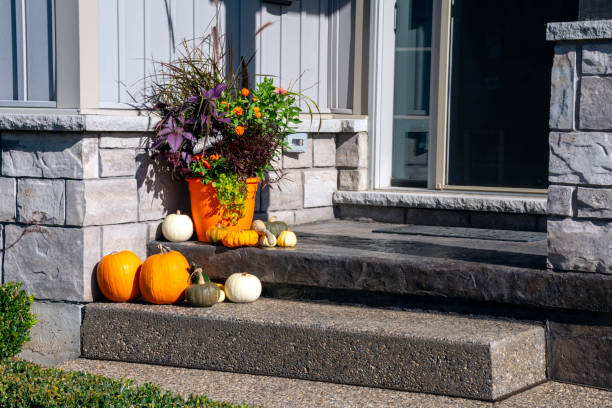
0, 359, 254, 408
0, 282, 37, 361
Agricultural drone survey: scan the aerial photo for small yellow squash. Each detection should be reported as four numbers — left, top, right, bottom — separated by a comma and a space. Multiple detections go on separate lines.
277, 230, 297, 247
222, 230, 259, 248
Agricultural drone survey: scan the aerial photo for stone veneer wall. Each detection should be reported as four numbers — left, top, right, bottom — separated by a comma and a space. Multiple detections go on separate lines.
0, 114, 367, 364
546, 20, 612, 274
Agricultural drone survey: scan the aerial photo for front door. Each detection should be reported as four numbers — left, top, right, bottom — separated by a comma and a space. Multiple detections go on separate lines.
383, 0, 579, 191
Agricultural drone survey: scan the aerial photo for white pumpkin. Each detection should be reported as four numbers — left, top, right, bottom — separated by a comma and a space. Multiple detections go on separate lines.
161, 210, 194, 242
224, 272, 261, 303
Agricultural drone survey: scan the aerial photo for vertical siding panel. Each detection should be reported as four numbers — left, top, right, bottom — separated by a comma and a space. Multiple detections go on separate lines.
259, 2, 281, 85
25, 0, 54, 101
280, 0, 301, 91
336, 0, 353, 109
98, 0, 119, 104
149, 0, 172, 64
223, 0, 240, 76
318, 0, 329, 112
194, 0, 221, 41
240, 0, 259, 89
300, 0, 320, 110
171, 0, 194, 57
118, 0, 145, 104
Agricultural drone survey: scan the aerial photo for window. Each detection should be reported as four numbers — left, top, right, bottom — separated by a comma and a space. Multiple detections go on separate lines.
0, 0, 56, 107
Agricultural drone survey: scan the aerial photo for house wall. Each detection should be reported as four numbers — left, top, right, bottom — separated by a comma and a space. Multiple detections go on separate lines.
0, 114, 366, 364
97, 0, 355, 113
546, 20, 612, 275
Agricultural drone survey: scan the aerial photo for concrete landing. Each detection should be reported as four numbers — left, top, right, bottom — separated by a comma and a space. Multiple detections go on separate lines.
149, 220, 612, 313
81, 299, 545, 401
59, 359, 612, 408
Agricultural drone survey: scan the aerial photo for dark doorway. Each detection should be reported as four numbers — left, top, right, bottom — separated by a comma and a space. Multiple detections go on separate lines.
446, 0, 578, 189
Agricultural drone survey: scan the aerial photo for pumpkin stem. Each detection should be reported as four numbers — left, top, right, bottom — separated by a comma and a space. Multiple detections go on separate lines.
176, 210, 181, 215
158, 244, 171, 254
269, 216, 277, 223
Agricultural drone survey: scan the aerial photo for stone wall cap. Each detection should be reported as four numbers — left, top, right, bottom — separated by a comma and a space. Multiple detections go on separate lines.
547, 20, 612, 41
0, 113, 367, 134
334, 190, 547, 215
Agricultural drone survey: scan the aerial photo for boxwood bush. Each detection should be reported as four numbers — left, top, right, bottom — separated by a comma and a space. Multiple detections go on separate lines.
0, 359, 254, 408
0, 282, 37, 361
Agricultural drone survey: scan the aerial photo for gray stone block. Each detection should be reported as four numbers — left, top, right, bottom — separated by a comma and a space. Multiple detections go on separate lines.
20, 301, 83, 366
547, 185, 575, 217
294, 206, 334, 225
582, 43, 612, 75
99, 133, 147, 148
470, 212, 537, 231
546, 20, 612, 41
82, 301, 545, 401
283, 138, 313, 169
0, 114, 84, 131
547, 321, 612, 390
0, 177, 16, 221
406, 208, 470, 228
338, 169, 368, 191
577, 187, 612, 219
303, 169, 337, 208
549, 132, 612, 185
136, 151, 190, 221
102, 223, 148, 261
333, 190, 547, 215
99, 148, 136, 177
337, 204, 405, 223
84, 115, 155, 132
261, 172, 303, 211
1, 133, 98, 178
579, 77, 612, 130
548, 218, 612, 274
17, 179, 65, 224
549, 44, 576, 131
312, 135, 336, 167
66, 179, 138, 226
336, 132, 367, 168
3, 225, 101, 301
145, 220, 163, 241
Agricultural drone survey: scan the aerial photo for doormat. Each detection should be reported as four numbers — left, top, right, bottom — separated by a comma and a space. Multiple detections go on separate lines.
371, 225, 546, 242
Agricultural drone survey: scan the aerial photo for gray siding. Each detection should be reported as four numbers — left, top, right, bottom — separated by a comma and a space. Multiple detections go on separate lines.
0, 0, 55, 103
98, 0, 354, 112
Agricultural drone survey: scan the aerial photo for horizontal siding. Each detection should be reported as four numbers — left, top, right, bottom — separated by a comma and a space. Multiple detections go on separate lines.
98, 0, 354, 112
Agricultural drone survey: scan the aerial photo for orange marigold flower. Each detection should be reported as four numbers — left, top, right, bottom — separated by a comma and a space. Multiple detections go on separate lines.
221, 101, 229, 106
211, 154, 220, 160
255, 111, 262, 119
202, 160, 211, 169
253, 106, 260, 112
241, 88, 249, 97
235, 126, 245, 136
253, 96, 258, 101
234, 107, 243, 116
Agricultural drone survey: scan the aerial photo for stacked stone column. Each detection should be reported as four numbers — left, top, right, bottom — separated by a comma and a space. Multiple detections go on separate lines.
547, 21, 612, 274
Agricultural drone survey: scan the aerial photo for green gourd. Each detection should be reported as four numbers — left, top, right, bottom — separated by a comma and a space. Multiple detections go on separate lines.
265, 217, 289, 238
186, 268, 220, 307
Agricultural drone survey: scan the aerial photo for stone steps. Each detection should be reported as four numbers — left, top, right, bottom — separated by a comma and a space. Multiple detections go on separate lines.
80, 298, 545, 401
148, 220, 612, 313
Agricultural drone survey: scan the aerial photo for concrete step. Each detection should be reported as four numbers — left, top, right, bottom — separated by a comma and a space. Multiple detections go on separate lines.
81, 299, 546, 401
148, 220, 612, 314
59, 359, 612, 408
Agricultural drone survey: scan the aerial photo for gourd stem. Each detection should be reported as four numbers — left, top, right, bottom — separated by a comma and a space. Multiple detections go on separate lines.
157, 244, 171, 254
176, 210, 181, 215
191, 268, 205, 285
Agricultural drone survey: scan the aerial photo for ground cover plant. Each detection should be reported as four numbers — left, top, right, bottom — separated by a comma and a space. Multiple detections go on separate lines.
0, 282, 37, 361
0, 359, 255, 408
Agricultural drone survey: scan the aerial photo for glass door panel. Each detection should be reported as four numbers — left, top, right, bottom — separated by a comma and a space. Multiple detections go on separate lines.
391, 0, 433, 187
446, 0, 578, 189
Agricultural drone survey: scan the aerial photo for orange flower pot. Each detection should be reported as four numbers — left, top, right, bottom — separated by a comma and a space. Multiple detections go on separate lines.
187, 177, 259, 242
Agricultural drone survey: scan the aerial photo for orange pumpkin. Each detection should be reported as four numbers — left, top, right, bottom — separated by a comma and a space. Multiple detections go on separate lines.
206, 223, 228, 244
139, 245, 191, 304
96, 251, 142, 302
222, 230, 259, 248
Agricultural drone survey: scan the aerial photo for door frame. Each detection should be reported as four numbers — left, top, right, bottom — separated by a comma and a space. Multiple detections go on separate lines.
368, 0, 547, 194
